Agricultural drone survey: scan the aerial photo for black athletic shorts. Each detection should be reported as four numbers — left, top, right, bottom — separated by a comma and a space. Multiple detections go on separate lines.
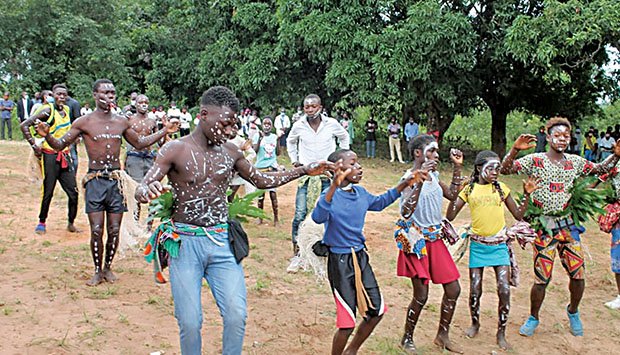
327, 248, 386, 329
84, 175, 127, 214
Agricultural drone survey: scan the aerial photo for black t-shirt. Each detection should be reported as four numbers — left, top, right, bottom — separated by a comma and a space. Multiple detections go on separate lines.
365, 120, 377, 141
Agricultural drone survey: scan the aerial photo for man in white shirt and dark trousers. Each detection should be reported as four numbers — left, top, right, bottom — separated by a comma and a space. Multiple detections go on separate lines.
286, 94, 350, 268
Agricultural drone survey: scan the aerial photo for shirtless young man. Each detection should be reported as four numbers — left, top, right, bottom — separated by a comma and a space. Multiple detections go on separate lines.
136, 86, 332, 355
36, 79, 178, 286
125, 94, 164, 223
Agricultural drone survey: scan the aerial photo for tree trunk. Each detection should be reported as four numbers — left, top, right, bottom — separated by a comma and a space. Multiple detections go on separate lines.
490, 106, 508, 156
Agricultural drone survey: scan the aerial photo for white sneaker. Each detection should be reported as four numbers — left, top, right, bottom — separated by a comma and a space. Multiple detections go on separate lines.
286, 255, 302, 273
604, 295, 620, 309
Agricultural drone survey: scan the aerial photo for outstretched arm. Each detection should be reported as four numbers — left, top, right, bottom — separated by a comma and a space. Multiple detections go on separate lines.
589, 143, 620, 174
125, 117, 178, 149
234, 147, 333, 189
500, 134, 537, 175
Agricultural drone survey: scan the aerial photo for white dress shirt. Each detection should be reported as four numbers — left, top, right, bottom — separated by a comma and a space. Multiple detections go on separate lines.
286, 115, 350, 165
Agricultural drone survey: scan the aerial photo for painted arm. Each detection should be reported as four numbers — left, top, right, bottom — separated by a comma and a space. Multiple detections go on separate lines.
500, 134, 537, 175
135, 142, 178, 203
446, 197, 466, 221
37, 119, 82, 151
234, 147, 333, 189
504, 177, 541, 221
20, 106, 52, 154
439, 148, 465, 201
124, 118, 178, 149
589, 143, 620, 174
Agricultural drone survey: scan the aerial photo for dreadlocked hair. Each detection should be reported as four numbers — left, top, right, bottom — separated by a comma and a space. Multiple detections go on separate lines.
466, 150, 505, 203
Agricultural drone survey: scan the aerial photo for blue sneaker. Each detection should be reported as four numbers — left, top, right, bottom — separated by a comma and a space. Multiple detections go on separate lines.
519, 315, 539, 336
35, 223, 46, 234
567, 307, 583, 336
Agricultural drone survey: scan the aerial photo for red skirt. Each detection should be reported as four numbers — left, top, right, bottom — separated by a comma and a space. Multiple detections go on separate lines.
397, 239, 460, 285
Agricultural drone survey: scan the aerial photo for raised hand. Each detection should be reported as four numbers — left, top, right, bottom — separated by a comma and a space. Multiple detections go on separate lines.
421, 159, 437, 172
164, 115, 179, 134
303, 161, 334, 176
513, 134, 537, 151
450, 148, 463, 165
523, 176, 542, 194
35, 121, 50, 137
407, 169, 429, 186
241, 139, 252, 151
332, 163, 352, 186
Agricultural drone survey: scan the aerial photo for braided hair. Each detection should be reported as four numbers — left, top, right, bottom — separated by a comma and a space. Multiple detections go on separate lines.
466, 150, 505, 203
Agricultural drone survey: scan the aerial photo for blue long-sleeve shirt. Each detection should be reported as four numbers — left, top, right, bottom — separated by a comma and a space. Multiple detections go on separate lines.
311, 185, 400, 253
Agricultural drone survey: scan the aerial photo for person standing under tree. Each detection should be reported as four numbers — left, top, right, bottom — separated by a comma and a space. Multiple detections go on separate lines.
365, 117, 377, 158
388, 117, 405, 163
274, 107, 290, 156
35, 79, 178, 286
253, 117, 281, 226
0, 92, 15, 140
286, 94, 350, 260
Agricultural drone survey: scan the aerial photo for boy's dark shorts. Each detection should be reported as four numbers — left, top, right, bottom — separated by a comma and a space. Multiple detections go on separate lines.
84, 177, 127, 214
327, 248, 386, 329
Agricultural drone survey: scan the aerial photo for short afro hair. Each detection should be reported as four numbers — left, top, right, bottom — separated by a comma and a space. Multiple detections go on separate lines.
545, 116, 571, 134
200, 86, 239, 112
93, 79, 113, 92
304, 94, 321, 104
327, 149, 355, 163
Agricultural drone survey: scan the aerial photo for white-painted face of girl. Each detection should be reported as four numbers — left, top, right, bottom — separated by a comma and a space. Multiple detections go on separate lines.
423, 141, 439, 163
547, 125, 570, 152
479, 159, 500, 183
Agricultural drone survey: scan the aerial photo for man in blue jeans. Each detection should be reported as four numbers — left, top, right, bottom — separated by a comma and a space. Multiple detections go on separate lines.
136, 86, 332, 355
287, 94, 350, 264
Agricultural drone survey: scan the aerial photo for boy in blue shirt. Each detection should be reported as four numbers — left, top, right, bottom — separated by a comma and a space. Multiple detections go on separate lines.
312, 149, 424, 354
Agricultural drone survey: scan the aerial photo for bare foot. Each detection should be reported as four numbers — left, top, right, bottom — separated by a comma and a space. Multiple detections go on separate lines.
67, 223, 80, 233
273, 219, 279, 227
465, 323, 480, 338
102, 269, 118, 283
434, 333, 463, 354
399, 336, 417, 354
86, 272, 104, 286
496, 332, 511, 350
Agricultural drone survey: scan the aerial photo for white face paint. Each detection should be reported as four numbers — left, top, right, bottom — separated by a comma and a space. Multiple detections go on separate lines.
549, 125, 570, 152
423, 141, 439, 162
480, 159, 500, 182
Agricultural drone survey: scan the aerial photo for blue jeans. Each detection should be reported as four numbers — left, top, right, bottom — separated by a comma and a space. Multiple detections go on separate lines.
170, 232, 247, 355
601, 151, 612, 161
291, 178, 330, 245
366, 140, 376, 158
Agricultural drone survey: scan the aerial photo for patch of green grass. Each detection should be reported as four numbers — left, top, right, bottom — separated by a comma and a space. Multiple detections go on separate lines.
367, 336, 407, 354
146, 295, 163, 305
88, 286, 118, 299
2, 307, 14, 316
252, 277, 271, 291
0, 246, 6, 255
41, 240, 52, 247
118, 313, 129, 324
250, 252, 264, 262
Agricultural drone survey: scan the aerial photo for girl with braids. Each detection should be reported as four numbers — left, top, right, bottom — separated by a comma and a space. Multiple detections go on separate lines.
446, 150, 540, 350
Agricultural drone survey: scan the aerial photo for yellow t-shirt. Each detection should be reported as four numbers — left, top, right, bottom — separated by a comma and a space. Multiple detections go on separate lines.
33, 103, 71, 151
458, 182, 511, 237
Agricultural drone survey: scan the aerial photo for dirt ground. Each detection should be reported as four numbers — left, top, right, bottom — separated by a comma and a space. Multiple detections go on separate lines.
0, 140, 618, 355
